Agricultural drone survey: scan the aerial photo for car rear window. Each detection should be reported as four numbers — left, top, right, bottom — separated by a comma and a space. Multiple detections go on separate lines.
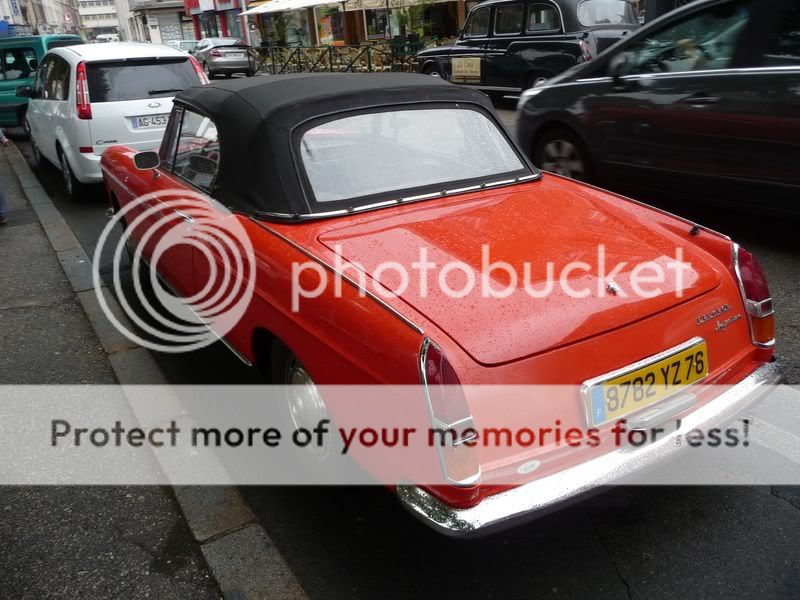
87, 59, 200, 102
299, 107, 529, 206
577, 0, 638, 26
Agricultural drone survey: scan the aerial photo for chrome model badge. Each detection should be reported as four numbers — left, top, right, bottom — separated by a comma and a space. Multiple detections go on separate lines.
696, 304, 730, 325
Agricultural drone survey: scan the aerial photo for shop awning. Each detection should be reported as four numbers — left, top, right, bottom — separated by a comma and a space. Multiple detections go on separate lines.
241, 0, 332, 15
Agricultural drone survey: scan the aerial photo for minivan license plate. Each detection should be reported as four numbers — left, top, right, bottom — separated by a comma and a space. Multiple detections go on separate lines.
132, 115, 169, 130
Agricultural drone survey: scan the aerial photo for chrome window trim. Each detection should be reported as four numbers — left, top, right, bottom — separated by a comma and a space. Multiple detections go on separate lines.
580, 336, 707, 428
252, 219, 425, 336
255, 173, 542, 222
463, 5, 491, 38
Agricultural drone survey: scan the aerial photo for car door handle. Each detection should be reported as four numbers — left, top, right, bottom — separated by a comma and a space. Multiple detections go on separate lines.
681, 93, 720, 107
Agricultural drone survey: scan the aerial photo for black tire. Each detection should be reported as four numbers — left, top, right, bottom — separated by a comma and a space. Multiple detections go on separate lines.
58, 147, 88, 201
30, 135, 46, 168
245, 68, 254, 77
203, 62, 215, 79
20, 109, 31, 138
532, 127, 593, 183
422, 63, 441, 78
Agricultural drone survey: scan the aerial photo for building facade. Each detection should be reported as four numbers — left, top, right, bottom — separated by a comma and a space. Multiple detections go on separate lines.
129, 0, 194, 43
0, 0, 81, 35
183, 0, 250, 42
79, 0, 120, 38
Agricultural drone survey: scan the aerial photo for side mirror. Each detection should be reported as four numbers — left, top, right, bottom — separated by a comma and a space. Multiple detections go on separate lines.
134, 150, 160, 171
16, 85, 33, 98
188, 154, 217, 176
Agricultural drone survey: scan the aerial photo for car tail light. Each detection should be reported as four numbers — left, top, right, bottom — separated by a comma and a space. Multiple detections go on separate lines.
76, 61, 92, 120
79, 146, 93, 154
579, 39, 593, 62
189, 55, 209, 84
733, 244, 775, 347
210, 48, 221, 57
420, 338, 481, 486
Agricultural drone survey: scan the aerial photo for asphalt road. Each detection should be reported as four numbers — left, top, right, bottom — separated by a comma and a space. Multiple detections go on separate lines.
9, 101, 800, 599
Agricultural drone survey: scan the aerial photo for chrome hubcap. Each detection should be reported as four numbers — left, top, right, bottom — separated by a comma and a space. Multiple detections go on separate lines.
428, 70, 440, 77
541, 140, 585, 180
285, 359, 329, 460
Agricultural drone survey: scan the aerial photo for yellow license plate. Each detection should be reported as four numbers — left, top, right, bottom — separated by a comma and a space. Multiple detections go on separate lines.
584, 339, 709, 427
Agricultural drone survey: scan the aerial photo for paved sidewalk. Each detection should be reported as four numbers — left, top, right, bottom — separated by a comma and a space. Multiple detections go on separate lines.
0, 145, 221, 598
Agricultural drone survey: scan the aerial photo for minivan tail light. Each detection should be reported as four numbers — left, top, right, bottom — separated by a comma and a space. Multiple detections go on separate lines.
76, 61, 92, 120
189, 55, 209, 84
733, 244, 775, 346
420, 338, 480, 486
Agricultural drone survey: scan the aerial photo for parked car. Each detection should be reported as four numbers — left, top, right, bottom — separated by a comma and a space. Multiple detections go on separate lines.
415, 0, 639, 97
101, 74, 780, 536
191, 37, 253, 78
166, 39, 199, 54
516, 0, 800, 215
0, 34, 83, 130
18, 42, 207, 200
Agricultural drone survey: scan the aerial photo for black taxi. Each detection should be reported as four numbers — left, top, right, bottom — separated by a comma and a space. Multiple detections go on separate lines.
416, 0, 638, 97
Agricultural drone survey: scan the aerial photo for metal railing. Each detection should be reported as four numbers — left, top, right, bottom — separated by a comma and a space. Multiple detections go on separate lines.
250, 40, 438, 75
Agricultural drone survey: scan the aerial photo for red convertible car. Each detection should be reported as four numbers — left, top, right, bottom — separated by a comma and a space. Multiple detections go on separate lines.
101, 74, 782, 536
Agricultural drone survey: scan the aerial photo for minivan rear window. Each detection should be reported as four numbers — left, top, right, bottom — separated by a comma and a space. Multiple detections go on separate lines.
86, 59, 200, 103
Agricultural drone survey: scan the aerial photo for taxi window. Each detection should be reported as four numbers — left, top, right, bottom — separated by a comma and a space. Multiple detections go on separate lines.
528, 4, 561, 32
464, 7, 490, 37
495, 4, 525, 35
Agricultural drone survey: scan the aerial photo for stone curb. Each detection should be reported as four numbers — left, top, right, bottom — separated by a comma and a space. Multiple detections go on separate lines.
5, 142, 308, 600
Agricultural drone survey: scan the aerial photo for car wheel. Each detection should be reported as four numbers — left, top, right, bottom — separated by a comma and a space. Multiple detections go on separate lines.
21, 111, 31, 138
58, 149, 87, 201
30, 136, 45, 168
246, 68, 254, 77
268, 340, 341, 464
423, 64, 441, 77
203, 62, 214, 79
533, 128, 592, 183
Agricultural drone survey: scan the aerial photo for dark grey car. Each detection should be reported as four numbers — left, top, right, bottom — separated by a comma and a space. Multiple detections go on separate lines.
192, 37, 253, 78
516, 0, 800, 215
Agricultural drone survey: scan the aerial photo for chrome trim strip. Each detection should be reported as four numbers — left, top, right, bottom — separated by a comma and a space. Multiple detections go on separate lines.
254, 173, 542, 222
398, 361, 784, 537
580, 337, 707, 428
253, 219, 424, 336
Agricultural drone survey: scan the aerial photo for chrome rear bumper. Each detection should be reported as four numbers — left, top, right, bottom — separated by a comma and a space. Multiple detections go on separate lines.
398, 361, 783, 537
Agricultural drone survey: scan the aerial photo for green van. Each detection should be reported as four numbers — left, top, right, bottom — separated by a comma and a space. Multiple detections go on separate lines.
0, 34, 83, 129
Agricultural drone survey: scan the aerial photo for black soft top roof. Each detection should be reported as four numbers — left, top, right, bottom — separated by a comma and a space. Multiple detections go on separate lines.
174, 73, 497, 218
